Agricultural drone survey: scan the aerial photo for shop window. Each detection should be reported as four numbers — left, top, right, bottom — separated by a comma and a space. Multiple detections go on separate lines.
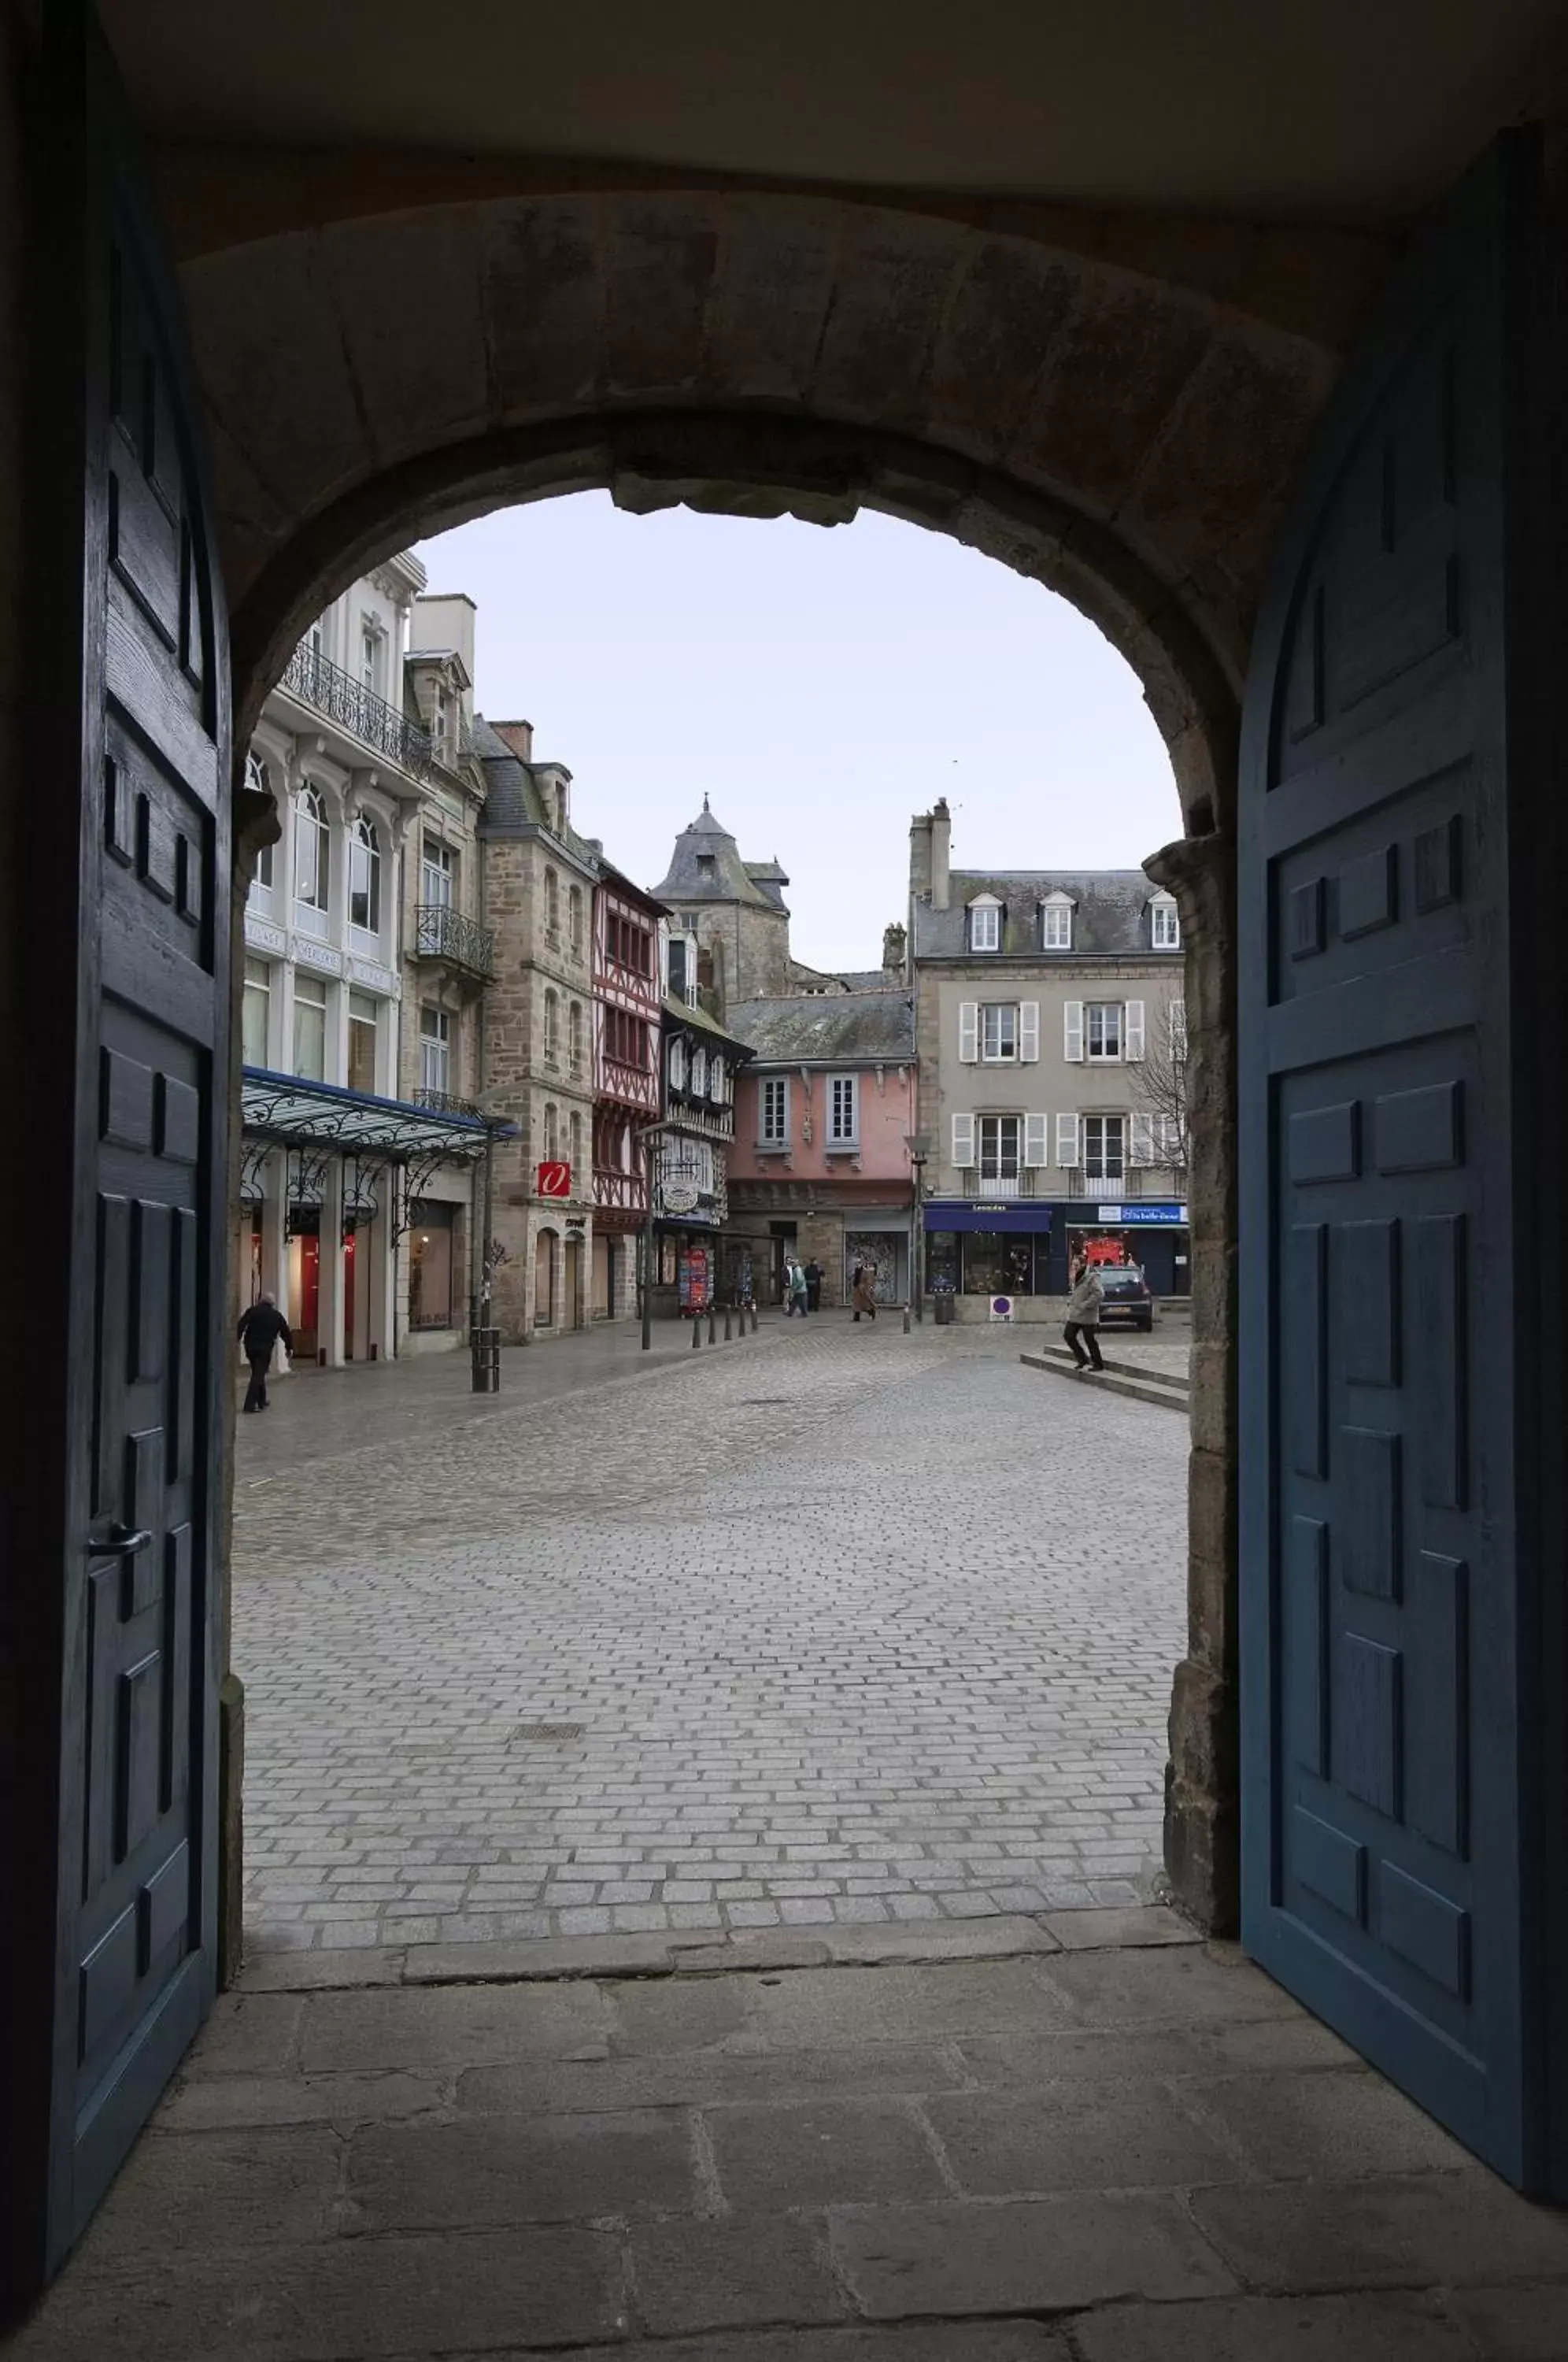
422, 838, 454, 907
829, 1074, 859, 1142
409, 1205, 454, 1330
419, 1005, 450, 1095
926, 1230, 960, 1292
1083, 1114, 1126, 1184
349, 816, 381, 934
348, 991, 379, 1095
1086, 1001, 1123, 1061
242, 957, 271, 1068
292, 974, 327, 1080
961, 1231, 1037, 1297
981, 1003, 1018, 1061
293, 786, 329, 912
760, 1075, 789, 1145
977, 1114, 1021, 1185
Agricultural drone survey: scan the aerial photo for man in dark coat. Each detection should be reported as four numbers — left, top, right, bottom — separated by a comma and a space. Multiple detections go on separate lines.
804, 1259, 823, 1313
238, 1293, 293, 1412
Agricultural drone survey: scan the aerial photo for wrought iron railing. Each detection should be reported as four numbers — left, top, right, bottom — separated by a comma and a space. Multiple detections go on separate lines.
412, 1086, 482, 1119
281, 643, 432, 776
412, 902, 496, 979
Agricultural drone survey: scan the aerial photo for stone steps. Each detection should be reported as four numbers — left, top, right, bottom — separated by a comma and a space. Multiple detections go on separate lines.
1019, 1346, 1190, 1413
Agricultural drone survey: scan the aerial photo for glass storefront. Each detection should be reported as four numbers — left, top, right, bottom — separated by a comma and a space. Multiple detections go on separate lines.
409, 1203, 454, 1330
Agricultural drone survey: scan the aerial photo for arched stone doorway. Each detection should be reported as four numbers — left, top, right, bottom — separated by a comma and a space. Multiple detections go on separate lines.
185, 187, 1337, 1935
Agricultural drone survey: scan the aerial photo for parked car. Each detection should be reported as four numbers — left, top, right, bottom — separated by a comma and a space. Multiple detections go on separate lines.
1096, 1264, 1155, 1331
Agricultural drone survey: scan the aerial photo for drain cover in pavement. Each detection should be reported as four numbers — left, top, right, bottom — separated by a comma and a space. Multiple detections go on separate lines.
512, 1722, 584, 1742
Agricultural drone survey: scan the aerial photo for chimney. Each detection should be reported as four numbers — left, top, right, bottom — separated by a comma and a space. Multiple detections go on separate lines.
908, 811, 933, 900
882, 921, 907, 976
930, 797, 952, 912
490, 719, 534, 761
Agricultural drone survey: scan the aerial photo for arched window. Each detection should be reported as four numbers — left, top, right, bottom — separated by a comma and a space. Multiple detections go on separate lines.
293, 785, 329, 910
544, 867, 559, 937
568, 1110, 582, 1175
690, 1046, 708, 1098
568, 999, 584, 1073
543, 988, 560, 1064
543, 1101, 558, 1160
246, 752, 274, 890
669, 1037, 686, 1091
349, 815, 381, 933
568, 883, 584, 955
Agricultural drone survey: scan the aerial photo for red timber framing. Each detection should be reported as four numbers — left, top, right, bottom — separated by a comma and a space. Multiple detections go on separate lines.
593, 866, 666, 1231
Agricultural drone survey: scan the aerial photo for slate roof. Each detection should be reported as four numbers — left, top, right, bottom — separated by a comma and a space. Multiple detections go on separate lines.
653, 800, 781, 911
727, 991, 916, 1066
662, 994, 756, 1058
744, 857, 790, 911
912, 869, 1172, 960
471, 714, 601, 869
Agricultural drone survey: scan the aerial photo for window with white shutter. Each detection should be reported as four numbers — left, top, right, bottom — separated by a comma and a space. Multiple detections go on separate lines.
1083, 1115, 1126, 1184
1126, 1000, 1147, 1061
1063, 1001, 1085, 1062
1130, 1111, 1156, 1167
952, 1111, 976, 1171
1086, 1001, 1122, 1061
1056, 1112, 1081, 1166
1159, 1112, 1185, 1162
1023, 1113, 1048, 1168
1019, 1001, 1039, 1061
958, 1001, 979, 1063
979, 1003, 1017, 1061
1170, 998, 1188, 1060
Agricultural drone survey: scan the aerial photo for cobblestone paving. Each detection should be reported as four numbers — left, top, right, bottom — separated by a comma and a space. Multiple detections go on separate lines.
235, 1324, 1187, 1953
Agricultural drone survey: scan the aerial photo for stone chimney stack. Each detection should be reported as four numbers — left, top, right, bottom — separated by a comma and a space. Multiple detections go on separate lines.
908, 810, 933, 900
882, 921, 907, 976
930, 797, 952, 912
490, 719, 534, 761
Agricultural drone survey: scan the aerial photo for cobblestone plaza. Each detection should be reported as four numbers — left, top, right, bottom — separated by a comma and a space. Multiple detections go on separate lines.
234, 1325, 1188, 1955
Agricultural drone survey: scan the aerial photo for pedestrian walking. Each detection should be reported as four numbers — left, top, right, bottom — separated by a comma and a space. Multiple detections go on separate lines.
238, 1292, 293, 1412
1063, 1254, 1104, 1372
804, 1258, 823, 1313
786, 1258, 810, 1316
852, 1262, 878, 1323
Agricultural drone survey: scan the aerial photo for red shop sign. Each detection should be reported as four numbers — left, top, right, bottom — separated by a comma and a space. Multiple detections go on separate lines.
537, 1161, 571, 1198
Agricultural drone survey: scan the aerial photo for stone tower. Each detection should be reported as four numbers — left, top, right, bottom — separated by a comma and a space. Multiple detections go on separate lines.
652, 798, 794, 1010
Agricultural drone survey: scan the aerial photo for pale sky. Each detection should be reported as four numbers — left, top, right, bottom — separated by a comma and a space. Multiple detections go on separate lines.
414, 496, 1180, 974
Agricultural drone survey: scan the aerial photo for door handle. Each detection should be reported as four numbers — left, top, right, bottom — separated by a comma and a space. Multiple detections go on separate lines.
88, 1523, 153, 1558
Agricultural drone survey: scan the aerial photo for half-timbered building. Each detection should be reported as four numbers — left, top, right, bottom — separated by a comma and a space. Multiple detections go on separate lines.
591, 864, 667, 1318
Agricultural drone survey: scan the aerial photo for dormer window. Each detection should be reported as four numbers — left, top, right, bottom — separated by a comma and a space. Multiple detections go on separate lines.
1041, 892, 1074, 951
696, 853, 716, 879
1151, 892, 1181, 950
967, 895, 1002, 953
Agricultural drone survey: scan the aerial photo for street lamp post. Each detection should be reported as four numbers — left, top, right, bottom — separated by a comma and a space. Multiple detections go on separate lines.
904, 1131, 931, 1322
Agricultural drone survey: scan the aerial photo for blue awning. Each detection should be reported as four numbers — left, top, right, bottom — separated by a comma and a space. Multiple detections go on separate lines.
924, 1201, 1052, 1235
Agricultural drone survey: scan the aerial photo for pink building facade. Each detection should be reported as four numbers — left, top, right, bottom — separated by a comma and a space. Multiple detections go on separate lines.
724, 992, 918, 1307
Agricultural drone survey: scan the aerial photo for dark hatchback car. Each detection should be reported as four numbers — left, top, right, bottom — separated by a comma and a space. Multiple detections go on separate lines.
1095, 1264, 1155, 1331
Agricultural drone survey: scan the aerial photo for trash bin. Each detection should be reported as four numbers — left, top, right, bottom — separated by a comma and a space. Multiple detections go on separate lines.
934, 1292, 955, 1326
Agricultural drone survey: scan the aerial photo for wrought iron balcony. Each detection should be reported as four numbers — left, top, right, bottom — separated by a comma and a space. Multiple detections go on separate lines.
412, 902, 496, 980
411, 1086, 482, 1119
281, 643, 432, 777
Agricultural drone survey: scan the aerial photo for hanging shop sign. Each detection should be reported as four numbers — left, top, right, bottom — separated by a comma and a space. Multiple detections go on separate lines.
538, 1161, 571, 1198
1093, 1203, 1186, 1224
661, 1179, 701, 1216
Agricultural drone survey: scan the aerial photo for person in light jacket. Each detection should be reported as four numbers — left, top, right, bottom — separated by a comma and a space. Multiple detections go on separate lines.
786, 1259, 809, 1316
1063, 1256, 1105, 1373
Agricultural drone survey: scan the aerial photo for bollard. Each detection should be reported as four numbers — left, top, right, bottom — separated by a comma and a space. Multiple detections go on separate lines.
723, 1303, 733, 1341
692, 1312, 702, 1348
708, 1305, 716, 1345
902, 1304, 911, 1334
752, 1302, 759, 1334
469, 1324, 501, 1393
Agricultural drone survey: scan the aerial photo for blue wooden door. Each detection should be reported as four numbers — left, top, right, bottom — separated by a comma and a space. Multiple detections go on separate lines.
1241, 132, 1566, 2189
8, 4, 232, 2296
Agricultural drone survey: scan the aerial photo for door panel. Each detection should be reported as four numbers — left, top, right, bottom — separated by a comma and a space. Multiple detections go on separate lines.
20, 2, 231, 2286
1241, 134, 1563, 2188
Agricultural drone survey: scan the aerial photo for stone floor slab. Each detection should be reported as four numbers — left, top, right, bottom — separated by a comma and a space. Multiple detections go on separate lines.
923, 2079, 1241, 2194
1041, 1905, 1200, 1950
709, 2097, 952, 2211
456, 2040, 962, 2117
295, 1979, 608, 2072
1452, 2282, 1568, 2358
346, 2108, 700, 2231
1070, 2290, 1481, 2360
753, 1958, 1073, 2048
157, 2068, 446, 2134
1038, 1942, 1301, 2027
627, 2215, 849, 2334
1191, 2171, 1568, 2291
73, 2126, 341, 2262
1181, 2064, 1473, 2179
830, 2191, 1237, 2316
470, 2328, 1071, 2361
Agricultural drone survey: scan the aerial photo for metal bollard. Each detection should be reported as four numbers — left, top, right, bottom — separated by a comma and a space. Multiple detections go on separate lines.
708, 1305, 716, 1345
469, 1325, 501, 1393
902, 1304, 911, 1334
723, 1304, 733, 1341
752, 1302, 760, 1333
692, 1312, 702, 1348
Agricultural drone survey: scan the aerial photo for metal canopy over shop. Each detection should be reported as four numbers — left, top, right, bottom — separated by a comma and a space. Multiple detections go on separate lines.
242, 1067, 503, 1161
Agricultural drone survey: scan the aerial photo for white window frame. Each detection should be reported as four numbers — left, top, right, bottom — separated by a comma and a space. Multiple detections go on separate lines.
246, 753, 274, 894
967, 898, 1001, 952
1151, 894, 1181, 950
951, 1111, 976, 1171
669, 1036, 687, 1091
242, 957, 271, 1068
977, 1114, 1022, 1183
348, 814, 381, 935
1170, 998, 1188, 1061
293, 785, 329, 913
292, 973, 327, 1082
760, 1075, 790, 1146
360, 623, 382, 697
828, 1073, 860, 1145
980, 1002, 1019, 1063
347, 990, 379, 1096
1041, 896, 1073, 950
691, 1045, 708, 1097
422, 837, 454, 907
1085, 1001, 1123, 1062
1082, 1113, 1126, 1185
710, 1055, 727, 1105
419, 1005, 451, 1095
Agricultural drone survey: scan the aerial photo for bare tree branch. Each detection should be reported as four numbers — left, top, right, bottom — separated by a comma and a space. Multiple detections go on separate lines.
1138, 998, 1189, 1175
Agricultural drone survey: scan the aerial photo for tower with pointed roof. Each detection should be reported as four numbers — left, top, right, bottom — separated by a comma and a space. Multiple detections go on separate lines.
651, 798, 795, 1009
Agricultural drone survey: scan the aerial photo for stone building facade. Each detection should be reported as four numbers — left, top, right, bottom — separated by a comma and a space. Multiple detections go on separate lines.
652, 799, 797, 1006
909, 801, 1189, 1316
474, 718, 599, 1342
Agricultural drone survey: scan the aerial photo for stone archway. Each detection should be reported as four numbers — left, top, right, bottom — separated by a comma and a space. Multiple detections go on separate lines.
190, 186, 1355, 1931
